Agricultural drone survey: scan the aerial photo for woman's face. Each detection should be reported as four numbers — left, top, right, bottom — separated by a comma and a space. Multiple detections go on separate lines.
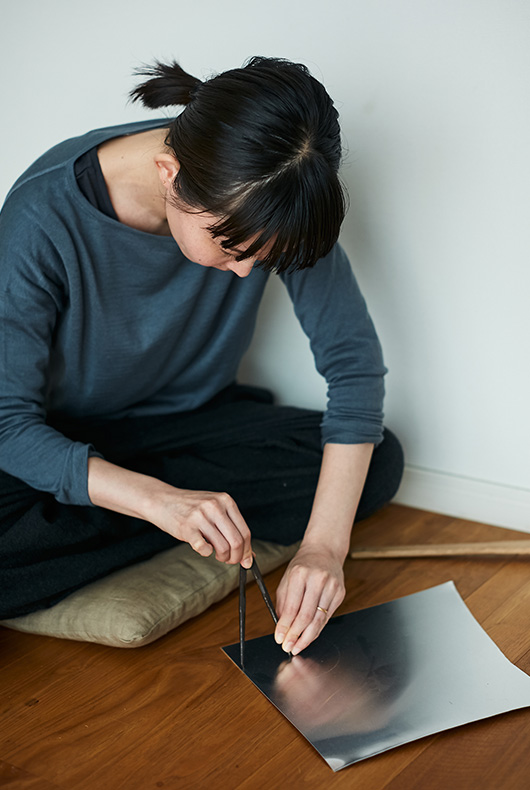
155, 152, 274, 277
155, 152, 273, 277
165, 201, 259, 277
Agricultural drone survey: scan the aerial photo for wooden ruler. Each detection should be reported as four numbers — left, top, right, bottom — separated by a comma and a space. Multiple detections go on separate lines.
350, 540, 530, 559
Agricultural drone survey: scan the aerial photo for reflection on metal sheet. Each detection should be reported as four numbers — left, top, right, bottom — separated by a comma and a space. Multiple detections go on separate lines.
222, 582, 530, 771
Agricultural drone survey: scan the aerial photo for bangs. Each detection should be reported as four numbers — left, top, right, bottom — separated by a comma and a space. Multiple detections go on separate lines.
204, 159, 348, 275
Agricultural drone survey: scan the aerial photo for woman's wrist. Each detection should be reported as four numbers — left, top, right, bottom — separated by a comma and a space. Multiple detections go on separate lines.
87, 456, 170, 522
300, 523, 351, 564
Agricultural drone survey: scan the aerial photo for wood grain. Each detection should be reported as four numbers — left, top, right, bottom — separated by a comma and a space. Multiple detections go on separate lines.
1, 504, 530, 789
0, 760, 62, 789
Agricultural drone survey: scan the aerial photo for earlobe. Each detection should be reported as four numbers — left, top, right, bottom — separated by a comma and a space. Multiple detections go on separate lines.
155, 154, 180, 190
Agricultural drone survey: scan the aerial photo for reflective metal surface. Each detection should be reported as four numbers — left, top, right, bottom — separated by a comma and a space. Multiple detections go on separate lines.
222, 582, 530, 771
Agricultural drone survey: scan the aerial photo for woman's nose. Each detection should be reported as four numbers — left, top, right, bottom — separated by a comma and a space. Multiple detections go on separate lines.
227, 259, 254, 278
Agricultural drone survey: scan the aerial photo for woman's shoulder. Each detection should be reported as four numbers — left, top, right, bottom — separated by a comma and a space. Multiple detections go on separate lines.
4, 118, 171, 205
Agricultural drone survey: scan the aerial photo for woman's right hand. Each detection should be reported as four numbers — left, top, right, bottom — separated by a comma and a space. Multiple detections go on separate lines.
87, 457, 253, 568
153, 486, 253, 568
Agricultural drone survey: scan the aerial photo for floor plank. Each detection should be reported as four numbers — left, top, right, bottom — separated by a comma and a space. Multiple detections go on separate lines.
1, 505, 530, 789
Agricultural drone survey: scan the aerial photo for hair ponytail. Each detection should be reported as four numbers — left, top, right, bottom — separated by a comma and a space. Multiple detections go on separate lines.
129, 60, 202, 109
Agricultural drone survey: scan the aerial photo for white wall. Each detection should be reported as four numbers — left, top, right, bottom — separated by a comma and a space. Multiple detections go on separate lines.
2, 0, 529, 530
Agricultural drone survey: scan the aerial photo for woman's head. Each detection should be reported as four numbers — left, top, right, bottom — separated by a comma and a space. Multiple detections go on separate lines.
131, 57, 347, 274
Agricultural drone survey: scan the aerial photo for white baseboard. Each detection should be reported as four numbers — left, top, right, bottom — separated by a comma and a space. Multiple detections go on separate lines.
393, 466, 530, 533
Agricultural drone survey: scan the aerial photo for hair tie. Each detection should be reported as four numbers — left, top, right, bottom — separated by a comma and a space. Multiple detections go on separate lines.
188, 80, 202, 103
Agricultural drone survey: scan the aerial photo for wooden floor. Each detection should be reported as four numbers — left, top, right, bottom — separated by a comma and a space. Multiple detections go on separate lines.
2, 504, 530, 790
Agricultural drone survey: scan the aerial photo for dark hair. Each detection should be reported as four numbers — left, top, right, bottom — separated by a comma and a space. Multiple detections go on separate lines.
130, 57, 347, 273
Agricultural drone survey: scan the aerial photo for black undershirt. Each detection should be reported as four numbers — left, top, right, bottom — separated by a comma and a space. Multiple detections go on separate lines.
74, 147, 119, 221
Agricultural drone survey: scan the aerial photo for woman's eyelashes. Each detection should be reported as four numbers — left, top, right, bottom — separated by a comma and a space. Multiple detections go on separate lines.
218, 241, 250, 260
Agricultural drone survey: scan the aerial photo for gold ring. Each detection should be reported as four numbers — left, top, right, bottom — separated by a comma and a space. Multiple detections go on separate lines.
316, 606, 328, 615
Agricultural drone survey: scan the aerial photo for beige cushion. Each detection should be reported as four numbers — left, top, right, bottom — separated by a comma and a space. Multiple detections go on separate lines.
0, 540, 298, 648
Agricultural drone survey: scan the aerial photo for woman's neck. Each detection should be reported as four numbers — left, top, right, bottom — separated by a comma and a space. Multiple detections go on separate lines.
97, 127, 171, 235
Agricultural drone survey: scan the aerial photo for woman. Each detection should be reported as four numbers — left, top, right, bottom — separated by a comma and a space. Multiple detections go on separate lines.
0, 57, 403, 654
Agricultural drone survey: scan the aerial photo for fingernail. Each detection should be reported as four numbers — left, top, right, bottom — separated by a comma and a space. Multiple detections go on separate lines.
275, 631, 285, 644
241, 556, 253, 569
291, 646, 300, 656
283, 641, 293, 653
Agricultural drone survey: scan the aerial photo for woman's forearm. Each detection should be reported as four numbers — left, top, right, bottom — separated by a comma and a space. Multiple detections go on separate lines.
87, 456, 253, 567
273, 441, 374, 654
301, 441, 374, 560
87, 456, 169, 519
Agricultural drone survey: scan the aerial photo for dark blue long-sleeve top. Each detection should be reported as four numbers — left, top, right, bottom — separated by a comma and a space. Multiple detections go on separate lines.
0, 119, 386, 507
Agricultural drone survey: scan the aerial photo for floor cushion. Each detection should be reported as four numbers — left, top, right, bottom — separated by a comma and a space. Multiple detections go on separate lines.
0, 540, 298, 648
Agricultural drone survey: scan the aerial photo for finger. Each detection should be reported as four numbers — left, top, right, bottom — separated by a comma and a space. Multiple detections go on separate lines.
280, 582, 323, 653
204, 494, 251, 566
225, 500, 252, 568
284, 580, 340, 653
313, 581, 344, 621
275, 574, 289, 616
195, 497, 246, 564
190, 534, 215, 558
290, 587, 345, 655
275, 580, 288, 621
274, 571, 308, 646
198, 518, 236, 563
279, 568, 340, 650
290, 619, 324, 656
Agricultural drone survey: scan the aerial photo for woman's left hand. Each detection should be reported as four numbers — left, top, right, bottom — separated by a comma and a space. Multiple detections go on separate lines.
273, 544, 346, 655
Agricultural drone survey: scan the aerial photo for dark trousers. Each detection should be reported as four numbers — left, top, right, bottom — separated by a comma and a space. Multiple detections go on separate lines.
0, 385, 404, 618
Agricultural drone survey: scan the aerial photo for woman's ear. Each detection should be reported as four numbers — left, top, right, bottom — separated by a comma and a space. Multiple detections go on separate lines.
155, 154, 180, 190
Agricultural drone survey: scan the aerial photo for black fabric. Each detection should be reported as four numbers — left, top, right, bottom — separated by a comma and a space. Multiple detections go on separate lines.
74, 147, 119, 220
0, 385, 404, 619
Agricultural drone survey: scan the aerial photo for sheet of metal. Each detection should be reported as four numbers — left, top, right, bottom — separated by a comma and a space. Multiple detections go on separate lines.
222, 582, 530, 771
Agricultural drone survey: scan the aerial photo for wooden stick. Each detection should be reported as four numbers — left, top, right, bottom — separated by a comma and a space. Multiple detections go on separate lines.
350, 540, 530, 559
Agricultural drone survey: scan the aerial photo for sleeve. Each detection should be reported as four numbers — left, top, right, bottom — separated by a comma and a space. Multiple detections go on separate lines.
0, 206, 101, 506
280, 242, 386, 446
